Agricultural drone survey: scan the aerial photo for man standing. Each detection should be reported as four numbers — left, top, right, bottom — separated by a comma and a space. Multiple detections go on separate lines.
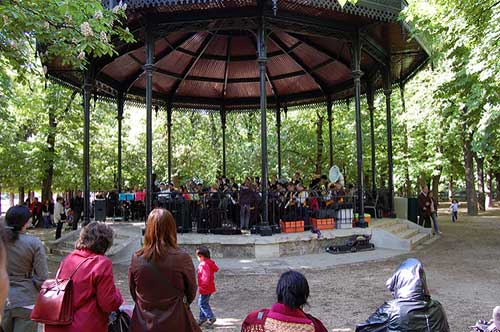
30, 198, 43, 228
418, 185, 432, 228
70, 191, 84, 230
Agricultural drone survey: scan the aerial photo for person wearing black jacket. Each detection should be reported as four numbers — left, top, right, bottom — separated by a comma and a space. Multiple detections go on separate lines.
356, 258, 449, 332
70, 191, 84, 230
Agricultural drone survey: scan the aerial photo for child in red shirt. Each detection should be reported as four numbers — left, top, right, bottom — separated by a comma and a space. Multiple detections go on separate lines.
196, 246, 219, 326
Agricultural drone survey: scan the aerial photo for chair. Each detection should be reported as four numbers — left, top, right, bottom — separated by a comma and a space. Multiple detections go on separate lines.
365, 192, 379, 218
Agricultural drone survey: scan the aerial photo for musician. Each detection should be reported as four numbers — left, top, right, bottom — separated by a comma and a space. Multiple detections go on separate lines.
319, 175, 329, 189
331, 182, 346, 204
270, 175, 278, 190
228, 184, 240, 227
180, 186, 191, 201
275, 182, 287, 204
295, 183, 310, 226
293, 172, 303, 185
310, 174, 321, 190
285, 183, 297, 208
295, 183, 309, 206
239, 180, 256, 230
207, 185, 220, 209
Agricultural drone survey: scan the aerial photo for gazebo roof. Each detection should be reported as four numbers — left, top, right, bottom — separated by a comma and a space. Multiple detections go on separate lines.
46, 0, 429, 111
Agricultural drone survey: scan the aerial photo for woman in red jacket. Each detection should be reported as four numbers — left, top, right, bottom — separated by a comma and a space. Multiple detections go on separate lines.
45, 222, 123, 332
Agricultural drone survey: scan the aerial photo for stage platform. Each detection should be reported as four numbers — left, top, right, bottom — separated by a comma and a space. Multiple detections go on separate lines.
45, 218, 433, 261
178, 228, 370, 259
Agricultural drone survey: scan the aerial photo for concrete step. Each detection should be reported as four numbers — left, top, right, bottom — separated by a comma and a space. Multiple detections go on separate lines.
60, 241, 75, 249
399, 228, 419, 240
385, 223, 410, 235
410, 232, 431, 250
50, 247, 73, 257
371, 219, 399, 229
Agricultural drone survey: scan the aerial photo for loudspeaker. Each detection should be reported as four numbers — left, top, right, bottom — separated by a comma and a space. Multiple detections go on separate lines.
94, 199, 106, 221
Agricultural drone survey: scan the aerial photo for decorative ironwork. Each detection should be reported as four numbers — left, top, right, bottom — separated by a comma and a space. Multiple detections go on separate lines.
112, 0, 256, 10
106, 0, 402, 22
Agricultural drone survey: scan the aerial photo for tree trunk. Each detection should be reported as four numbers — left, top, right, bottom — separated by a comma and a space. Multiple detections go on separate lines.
41, 90, 77, 201
403, 124, 411, 197
462, 109, 478, 215
495, 172, 500, 202
431, 172, 441, 204
208, 114, 222, 174
42, 108, 57, 202
486, 170, 492, 208
18, 187, 25, 205
475, 156, 485, 211
448, 176, 453, 200
10, 192, 14, 207
246, 113, 254, 142
314, 111, 324, 175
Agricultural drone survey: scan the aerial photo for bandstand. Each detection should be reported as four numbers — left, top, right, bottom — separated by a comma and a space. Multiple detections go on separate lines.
45, 0, 429, 232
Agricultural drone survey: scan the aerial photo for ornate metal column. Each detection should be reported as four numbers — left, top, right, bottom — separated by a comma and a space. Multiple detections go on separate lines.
117, 92, 125, 193
384, 69, 395, 217
145, 28, 154, 215
83, 64, 94, 225
276, 103, 282, 179
327, 97, 334, 168
167, 102, 173, 183
352, 32, 366, 227
366, 82, 376, 195
257, 14, 272, 235
220, 107, 227, 177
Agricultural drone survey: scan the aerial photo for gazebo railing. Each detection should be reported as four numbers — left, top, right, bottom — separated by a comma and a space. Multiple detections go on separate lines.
108, 190, 362, 233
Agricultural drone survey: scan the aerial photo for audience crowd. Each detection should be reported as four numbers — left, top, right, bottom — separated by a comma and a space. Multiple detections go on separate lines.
1, 204, 495, 332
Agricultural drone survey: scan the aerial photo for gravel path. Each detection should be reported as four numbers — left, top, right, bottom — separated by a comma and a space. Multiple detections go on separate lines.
46, 205, 500, 332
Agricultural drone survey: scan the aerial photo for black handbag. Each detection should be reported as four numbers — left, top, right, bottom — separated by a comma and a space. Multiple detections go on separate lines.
108, 310, 130, 332
60, 213, 67, 221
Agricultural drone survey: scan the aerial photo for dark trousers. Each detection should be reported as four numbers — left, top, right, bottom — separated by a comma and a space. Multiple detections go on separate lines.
43, 215, 52, 228
55, 221, 63, 239
32, 213, 43, 227
73, 210, 82, 230
452, 211, 457, 223
419, 215, 431, 228
297, 206, 309, 227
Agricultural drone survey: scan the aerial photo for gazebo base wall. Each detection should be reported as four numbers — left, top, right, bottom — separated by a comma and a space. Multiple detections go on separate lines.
178, 227, 371, 259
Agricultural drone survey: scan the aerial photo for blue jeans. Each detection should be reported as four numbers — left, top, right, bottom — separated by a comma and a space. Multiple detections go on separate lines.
43, 215, 52, 228
198, 294, 215, 321
431, 212, 440, 233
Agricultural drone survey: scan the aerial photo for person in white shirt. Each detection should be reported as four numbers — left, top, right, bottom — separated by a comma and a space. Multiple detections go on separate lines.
54, 196, 65, 239
450, 199, 459, 223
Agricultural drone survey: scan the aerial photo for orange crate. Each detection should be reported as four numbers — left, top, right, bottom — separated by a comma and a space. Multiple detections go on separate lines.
310, 218, 335, 230
352, 214, 371, 227
280, 220, 305, 233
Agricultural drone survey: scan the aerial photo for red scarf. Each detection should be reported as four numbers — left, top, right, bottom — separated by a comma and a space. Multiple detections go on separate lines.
241, 303, 327, 332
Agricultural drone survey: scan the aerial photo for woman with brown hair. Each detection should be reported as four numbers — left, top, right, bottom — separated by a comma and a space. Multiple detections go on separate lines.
129, 208, 200, 332
44, 222, 123, 332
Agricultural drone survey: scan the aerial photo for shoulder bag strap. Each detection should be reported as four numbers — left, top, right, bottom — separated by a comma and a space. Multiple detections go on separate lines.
55, 256, 95, 280
142, 256, 186, 302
